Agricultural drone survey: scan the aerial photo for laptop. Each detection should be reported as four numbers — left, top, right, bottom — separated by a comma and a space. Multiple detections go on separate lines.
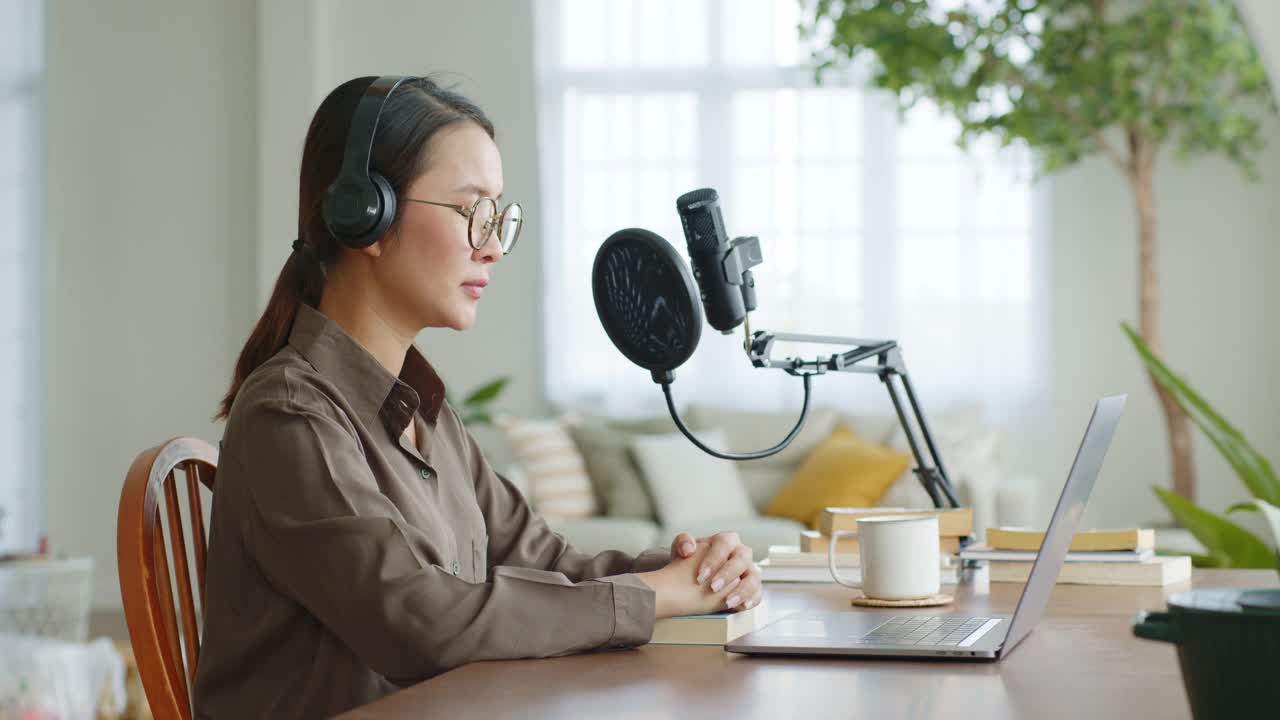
725, 394, 1127, 661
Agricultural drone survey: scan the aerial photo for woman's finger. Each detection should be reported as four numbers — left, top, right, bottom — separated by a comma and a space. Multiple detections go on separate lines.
696, 531, 741, 585
669, 532, 698, 558
708, 543, 753, 596
734, 564, 763, 610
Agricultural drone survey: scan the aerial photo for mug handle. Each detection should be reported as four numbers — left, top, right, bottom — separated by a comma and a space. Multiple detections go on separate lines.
1132, 610, 1182, 644
828, 530, 861, 588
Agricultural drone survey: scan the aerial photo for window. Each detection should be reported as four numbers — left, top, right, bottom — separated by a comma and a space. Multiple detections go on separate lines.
535, 0, 1043, 421
0, 0, 45, 553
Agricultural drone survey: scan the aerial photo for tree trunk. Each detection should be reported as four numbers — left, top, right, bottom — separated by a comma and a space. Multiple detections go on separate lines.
1129, 133, 1196, 499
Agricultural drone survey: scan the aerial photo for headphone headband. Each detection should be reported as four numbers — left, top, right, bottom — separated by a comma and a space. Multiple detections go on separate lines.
335, 76, 409, 188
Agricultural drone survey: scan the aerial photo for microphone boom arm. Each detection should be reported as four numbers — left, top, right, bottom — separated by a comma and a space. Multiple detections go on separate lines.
746, 329, 961, 510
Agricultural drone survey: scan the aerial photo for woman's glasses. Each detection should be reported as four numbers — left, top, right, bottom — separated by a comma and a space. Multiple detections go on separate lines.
403, 196, 523, 255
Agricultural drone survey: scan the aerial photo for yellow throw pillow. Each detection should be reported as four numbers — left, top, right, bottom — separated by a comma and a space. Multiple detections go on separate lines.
766, 424, 911, 530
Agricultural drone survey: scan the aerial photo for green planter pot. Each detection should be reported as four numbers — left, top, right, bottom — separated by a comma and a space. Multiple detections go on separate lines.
1134, 588, 1280, 719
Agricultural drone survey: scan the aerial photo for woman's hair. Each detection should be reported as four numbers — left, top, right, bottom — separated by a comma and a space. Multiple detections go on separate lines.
217, 75, 495, 420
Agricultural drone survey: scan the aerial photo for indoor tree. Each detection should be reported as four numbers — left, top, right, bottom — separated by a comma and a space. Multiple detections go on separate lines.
801, 0, 1274, 498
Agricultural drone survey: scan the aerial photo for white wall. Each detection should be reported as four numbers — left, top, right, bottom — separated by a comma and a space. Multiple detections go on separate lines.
46, 0, 257, 607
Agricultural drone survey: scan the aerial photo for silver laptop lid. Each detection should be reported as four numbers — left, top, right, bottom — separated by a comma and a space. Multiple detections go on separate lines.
1001, 394, 1127, 653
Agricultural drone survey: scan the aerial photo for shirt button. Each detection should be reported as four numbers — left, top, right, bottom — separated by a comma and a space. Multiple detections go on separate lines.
420, 468, 430, 479
452, 560, 460, 576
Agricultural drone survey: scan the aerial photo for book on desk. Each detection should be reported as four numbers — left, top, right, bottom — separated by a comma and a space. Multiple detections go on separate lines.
819, 506, 974, 538
758, 545, 963, 584
648, 605, 759, 645
970, 525, 1189, 586
984, 526, 1155, 552
799, 529, 962, 556
985, 554, 1192, 586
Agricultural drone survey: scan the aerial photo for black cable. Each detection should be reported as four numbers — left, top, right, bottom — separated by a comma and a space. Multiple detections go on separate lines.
660, 372, 814, 460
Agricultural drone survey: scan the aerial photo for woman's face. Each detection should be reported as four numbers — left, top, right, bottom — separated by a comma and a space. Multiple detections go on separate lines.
372, 121, 505, 333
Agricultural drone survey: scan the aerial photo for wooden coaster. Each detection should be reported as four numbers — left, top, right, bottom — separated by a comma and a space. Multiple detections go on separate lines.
851, 592, 954, 608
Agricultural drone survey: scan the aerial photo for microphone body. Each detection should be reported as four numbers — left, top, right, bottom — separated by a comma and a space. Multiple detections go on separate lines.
676, 188, 745, 333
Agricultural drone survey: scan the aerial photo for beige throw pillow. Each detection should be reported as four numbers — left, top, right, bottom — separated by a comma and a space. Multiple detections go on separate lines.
495, 415, 598, 520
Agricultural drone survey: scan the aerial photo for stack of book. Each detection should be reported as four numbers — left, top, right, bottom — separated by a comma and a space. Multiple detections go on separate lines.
758, 506, 974, 583
758, 544, 962, 584
818, 505, 974, 540
961, 527, 1193, 586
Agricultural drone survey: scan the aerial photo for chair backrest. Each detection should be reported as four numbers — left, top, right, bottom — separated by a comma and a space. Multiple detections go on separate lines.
118, 437, 218, 720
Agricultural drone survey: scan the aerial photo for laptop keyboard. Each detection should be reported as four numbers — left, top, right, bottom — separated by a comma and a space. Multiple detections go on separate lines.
858, 615, 993, 647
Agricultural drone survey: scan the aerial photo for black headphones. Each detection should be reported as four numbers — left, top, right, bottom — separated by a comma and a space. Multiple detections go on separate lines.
321, 76, 413, 249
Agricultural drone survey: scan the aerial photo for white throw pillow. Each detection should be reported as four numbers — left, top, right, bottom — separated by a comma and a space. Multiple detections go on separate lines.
495, 415, 598, 520
629, 430, 756, 529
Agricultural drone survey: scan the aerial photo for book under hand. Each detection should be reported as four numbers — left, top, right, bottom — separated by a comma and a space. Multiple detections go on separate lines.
648, 605, 758, 645
985, 526, 1155, 552
819, 506, 974, 538
799, 530, 962, 556
958, 544, 1155, 563
986, 555, 1192, 587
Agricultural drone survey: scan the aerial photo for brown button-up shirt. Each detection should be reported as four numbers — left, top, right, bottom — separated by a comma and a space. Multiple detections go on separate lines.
192, 304, 667, 719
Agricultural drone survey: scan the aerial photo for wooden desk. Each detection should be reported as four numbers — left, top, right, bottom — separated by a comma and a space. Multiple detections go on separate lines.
338, 569, 1276, 720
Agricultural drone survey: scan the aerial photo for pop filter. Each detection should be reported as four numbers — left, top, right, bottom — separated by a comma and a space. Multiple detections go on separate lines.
592, 228, 703, 384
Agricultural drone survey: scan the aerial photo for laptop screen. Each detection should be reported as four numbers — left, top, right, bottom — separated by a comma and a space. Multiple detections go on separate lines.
1001, 394, 1127, 652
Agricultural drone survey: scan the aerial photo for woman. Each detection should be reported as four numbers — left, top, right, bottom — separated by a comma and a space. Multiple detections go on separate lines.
192, 75, 762, 719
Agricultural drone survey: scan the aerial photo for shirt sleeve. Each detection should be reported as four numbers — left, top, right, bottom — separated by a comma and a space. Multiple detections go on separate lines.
237, 379, 658, 688
449, 404, 672, 580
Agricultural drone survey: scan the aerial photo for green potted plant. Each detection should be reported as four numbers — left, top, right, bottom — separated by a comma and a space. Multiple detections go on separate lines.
1125, 321, 1280, 718
448, 376, 511, 427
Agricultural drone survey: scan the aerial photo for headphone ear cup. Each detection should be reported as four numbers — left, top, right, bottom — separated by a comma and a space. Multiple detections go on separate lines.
321, 172, 397, 249
360, 172, 398, 247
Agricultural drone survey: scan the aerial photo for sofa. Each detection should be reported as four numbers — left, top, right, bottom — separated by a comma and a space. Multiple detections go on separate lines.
499, 403, 1036, 558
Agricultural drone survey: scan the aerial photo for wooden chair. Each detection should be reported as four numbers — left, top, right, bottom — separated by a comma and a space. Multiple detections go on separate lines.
118, 437, 218, 720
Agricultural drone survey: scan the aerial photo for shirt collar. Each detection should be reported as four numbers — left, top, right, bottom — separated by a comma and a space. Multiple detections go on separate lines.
287, 304, 447, 432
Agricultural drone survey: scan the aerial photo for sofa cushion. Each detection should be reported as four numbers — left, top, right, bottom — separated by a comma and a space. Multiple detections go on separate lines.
566, 414, 704, 521
547, 516, 661, 557
686, 404, 839, 512
495, 414, 598, 520
630, 430, 756, 529
765, 424, 910, 529
660, 515, 807, 560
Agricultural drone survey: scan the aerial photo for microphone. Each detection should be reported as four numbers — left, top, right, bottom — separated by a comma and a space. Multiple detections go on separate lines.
591, 190, 960, 507
676, 188, 762, 334
591, 225, 810, 460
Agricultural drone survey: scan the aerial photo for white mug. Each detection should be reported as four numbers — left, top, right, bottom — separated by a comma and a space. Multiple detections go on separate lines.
828, 515, 940, 600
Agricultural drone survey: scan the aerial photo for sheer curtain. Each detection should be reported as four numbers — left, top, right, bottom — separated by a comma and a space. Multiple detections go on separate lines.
0, 0, 44, 553
534, 0, 1046, 427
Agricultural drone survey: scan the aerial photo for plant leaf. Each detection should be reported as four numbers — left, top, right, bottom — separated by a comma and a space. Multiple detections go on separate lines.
1231, 499, 1280, 552
463, 377, 510, 407
1153, 486, 1277, 568
1123, 322, 1280, 506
